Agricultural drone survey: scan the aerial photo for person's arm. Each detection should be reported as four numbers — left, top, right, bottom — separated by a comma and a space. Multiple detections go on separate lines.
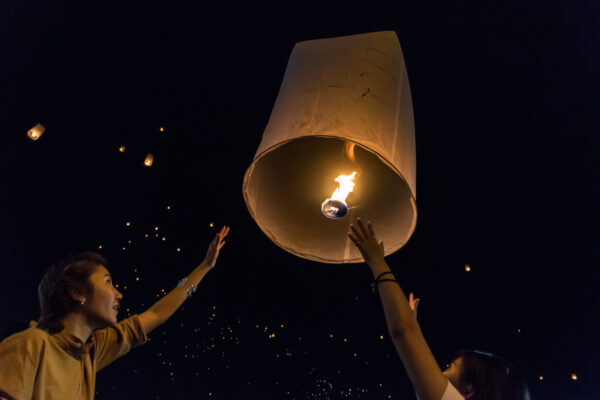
349, 219, 448, 400
138, 226, 229, 335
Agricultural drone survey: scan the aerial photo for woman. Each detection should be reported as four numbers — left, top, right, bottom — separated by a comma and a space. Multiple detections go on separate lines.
0, 226, 229, 400
348, 218, 529, 400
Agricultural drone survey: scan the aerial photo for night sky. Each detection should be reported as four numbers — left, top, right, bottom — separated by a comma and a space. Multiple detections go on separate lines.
2, 1, 599, 399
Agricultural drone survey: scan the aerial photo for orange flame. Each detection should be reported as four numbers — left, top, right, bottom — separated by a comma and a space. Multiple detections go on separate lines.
331, 171, 357, 203
344, 142, 356, 162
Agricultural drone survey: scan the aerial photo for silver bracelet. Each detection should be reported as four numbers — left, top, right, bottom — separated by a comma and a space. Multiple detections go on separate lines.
177, 277, 197, 298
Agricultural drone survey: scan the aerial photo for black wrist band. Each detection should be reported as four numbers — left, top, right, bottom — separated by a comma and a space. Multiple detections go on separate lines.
374, 271, 394, 281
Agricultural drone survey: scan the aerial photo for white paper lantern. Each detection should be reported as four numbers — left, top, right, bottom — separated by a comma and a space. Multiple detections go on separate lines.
144, 154, 154, 167
27, 123, 45, 141
243, 31, 417, 263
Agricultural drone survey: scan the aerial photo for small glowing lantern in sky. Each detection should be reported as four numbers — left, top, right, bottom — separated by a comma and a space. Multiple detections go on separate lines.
119, 146, 126, 153
243, 31, 417, 263
144, 154, 154, 167
27, 124, 45, 141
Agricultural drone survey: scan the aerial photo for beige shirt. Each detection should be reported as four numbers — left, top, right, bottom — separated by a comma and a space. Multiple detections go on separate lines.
441, 381, 464, 400
0, 315, 147, 400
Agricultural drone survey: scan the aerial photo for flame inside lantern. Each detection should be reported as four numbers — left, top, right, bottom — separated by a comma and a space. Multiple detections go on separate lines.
321, 171, 357, 219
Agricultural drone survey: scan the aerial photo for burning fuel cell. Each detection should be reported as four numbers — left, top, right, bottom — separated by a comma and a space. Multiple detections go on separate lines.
243, 31, 416, 263
321, 172, 357, 219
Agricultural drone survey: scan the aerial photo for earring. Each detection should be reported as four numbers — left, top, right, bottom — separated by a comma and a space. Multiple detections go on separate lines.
80, 300, 85, 305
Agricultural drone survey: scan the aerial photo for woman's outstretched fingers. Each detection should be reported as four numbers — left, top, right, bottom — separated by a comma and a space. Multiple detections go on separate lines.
219, 225, 230, 239
350, 223, 366, 242
356, 218, 370, 238
367, 221, 376, 239
348, 232, 359, 245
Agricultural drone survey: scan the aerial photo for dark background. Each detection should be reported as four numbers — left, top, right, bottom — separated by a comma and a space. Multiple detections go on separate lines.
1, 1, 599, 399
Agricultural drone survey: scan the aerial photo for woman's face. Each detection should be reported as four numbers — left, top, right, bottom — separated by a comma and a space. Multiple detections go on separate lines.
443, 357, 463, 388
82, 265, 123, 328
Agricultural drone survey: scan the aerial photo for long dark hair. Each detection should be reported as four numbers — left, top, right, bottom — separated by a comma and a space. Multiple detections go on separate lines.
457, 350, 530, 400
37, 252, 106, 333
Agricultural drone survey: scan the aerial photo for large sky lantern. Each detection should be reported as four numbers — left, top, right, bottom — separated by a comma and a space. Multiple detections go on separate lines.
243, 31, 417, 263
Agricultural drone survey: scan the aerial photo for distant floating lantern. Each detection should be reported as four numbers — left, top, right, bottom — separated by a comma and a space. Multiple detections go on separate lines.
27, 124, 45, 141
243, 31, 417, 263
159, 126, 165, 132
144, 154, 154, 167
119, 146, 126, 153
465, 264, 471, 272
571, 374, 578, 381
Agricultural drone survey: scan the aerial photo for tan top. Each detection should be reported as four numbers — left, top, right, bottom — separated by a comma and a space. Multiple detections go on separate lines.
0, 315, 147, 400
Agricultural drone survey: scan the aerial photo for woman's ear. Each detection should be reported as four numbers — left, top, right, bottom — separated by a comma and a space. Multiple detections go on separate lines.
461, 384, 475, 399
69, 287, 86, 304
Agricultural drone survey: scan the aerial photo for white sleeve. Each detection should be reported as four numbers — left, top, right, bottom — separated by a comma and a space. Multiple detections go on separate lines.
441, 381, 465, 400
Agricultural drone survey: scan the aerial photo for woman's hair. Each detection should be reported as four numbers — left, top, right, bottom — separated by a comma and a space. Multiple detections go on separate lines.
37, 252, 106, 333
457, 350, 530, 400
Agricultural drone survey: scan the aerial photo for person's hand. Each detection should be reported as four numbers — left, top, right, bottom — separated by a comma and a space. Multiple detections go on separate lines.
348, 218, 385, 265
203, 226, 230, 269
409, 292, 421, 319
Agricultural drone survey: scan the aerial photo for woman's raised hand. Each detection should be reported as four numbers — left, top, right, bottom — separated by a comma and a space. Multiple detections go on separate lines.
409, 292, 421, 319
203, 226, 230, 269
348, 218, 385, 265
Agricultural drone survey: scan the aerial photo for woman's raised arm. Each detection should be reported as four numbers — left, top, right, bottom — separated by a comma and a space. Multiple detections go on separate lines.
138, 226, 229, 335
348, 218, 448, 400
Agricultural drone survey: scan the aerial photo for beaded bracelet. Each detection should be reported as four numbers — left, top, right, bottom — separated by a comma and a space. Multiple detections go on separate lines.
177, 277, 197, 298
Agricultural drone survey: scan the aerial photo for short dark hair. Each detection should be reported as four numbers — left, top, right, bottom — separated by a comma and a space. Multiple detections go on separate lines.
37, 252, 107, 333
457, 350, 530, 400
